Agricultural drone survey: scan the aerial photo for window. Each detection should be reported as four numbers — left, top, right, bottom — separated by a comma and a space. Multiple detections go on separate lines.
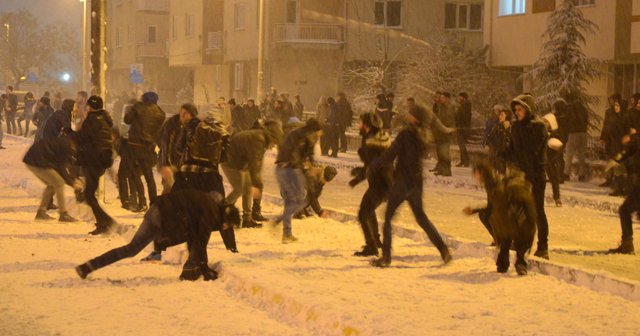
115, 27, 122, 47
185, 14, 194, 37
572, 0, 595, 7
171, 15, 177, 39
234, 63, 244, 91
532, 0, 554, 13
234, 3, 246, 30
286, 0, 298, 24
445, 3, 482, 31
374, 0, 402, 28
499, 0, 526, 16
148, 26, 157, 43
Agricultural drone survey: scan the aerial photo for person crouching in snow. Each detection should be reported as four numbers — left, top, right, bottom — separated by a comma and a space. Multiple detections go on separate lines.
295, 164, 338, 219
464, 160, 537, 275
75, 189, 240, 281
23, 132, 83, 222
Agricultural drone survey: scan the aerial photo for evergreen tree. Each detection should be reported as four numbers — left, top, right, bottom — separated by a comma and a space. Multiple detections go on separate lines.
527, 0, 602, 129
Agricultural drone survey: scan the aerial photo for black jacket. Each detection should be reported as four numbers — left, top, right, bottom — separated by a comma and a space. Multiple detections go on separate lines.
567, 103, 588, 134
336, 98, 353, 128
603, 111, 629, 157
73, 109, 114, 168
124, 101, 166, 145
487, 122, 511, 156
372, 125, 426, 186
455, 100, 472, 128
224, 129, 275, 189
23, 136, 76, 186
352, 129, 393, 192
158, 114, 182, 168
42, 108, 72, 140
276, 124, 317, 168
507, 114, 548, 180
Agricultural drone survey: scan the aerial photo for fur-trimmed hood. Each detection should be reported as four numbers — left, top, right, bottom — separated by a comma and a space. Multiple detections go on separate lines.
511, 94, 536, 117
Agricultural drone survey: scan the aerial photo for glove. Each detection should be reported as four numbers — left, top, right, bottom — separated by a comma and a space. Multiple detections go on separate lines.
604, 160, 620, 173
348, 177, 360, 188
350, 167, 364, 177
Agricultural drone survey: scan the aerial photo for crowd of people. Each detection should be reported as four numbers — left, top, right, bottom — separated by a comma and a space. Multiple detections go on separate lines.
1, 81, 637, 281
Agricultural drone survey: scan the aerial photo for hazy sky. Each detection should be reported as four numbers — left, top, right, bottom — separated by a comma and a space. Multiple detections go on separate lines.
0, 0, 83, 41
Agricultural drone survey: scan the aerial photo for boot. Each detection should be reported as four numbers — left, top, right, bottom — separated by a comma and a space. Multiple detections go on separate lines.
608, 238, 635, 254
47, 200, 58, 210
35, 210, 55, 220
609, 176, 625, 197
370, 254, 391, 268
440, 247, 452, 264
251, 198, 268, 222
75, 263, 94, 279
59, 212, 78, 223
282, 233, 299, 244
515, 263, 528, 276
241, 218, 262, 229
354, 245, 379, 257
533, 248, 549, 260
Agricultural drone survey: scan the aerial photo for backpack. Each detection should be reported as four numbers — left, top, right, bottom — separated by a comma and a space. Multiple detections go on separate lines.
187, 117, 229, 165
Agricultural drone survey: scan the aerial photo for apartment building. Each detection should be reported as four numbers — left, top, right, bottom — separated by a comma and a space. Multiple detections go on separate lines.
484, 0, 640, 118
107, 0, 182, 103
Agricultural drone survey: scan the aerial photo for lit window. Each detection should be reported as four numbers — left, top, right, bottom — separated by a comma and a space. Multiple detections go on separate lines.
234, 3, 246, 30
499, 0, 526, 16
445, 3, 482, 31
374, 0, 402, 28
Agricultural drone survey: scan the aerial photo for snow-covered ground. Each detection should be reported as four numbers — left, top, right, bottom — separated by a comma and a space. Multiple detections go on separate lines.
1, 135, 640, 335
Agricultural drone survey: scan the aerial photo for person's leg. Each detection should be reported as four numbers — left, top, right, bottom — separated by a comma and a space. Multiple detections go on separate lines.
563, 135, 576, 177
221, 165, 244, 210
180, 232, 216, 281
546, 151, 561, 202
340, 126, 348, 152
457, 131, 469, 165
16, 117, 23, 136
0, 118, 4, 146
24, 119, 30, 138
478, 206, 494, 240
619, 186, 640, 241
240, 170, 253, 221
141, 162, 157, 205
77, 206, 161, 277
117, 160, 132, 208
379, 184, 407, 261
27, 165, 56, 213
531, 173, 549, 256
576, 133, 589, 179
9, 112, 17, 135
496, 239, 511, 273
84, 166, 115, 227
407, 186, 449, 260
276, 167, 306, 237
130, 166, 146, 209
357, 188, 381, 250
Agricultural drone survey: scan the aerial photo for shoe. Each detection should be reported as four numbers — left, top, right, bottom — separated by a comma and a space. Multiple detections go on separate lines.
282, 234, 299, 244
533, 249, 549, 260
252, 213, 268, 222
330, 154, 338, 158
75, 263, 93, 279
200, 263, 218, 281
370, 255, 391, 268
440, 248, 452, 264
241, 219, 263, 229
35, 210, 55, 220
354, 245, 379, 257
47, 202, 58, 211
179, 266, 202, 281
434, 171, 452, 177
554, 199, 562, 207
455, 162, 469, 168
515, 263, 528, 276
88, 222, 115, 235
608, 239, 635, 254
58, 212, 78, 223
133, 204, 148, 213
293, 212, 305, 219
140, 251, 162, 263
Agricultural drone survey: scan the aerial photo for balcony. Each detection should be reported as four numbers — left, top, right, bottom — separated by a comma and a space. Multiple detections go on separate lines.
137, 0, 169, 12
136, 43, 167, 58
272, 23, 344, 47
206, 31, 223, 54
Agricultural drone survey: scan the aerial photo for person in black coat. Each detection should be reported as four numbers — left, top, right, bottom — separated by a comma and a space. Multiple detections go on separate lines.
336, 92, 353, 152
370, 101, 452, 267
75, 190, 240, 281
23, 134, 82, 222
455, 92, 472, 167
72, 96, 117, 235
506, 94, 550, 259
157, 113, 182, 194
486, 107, 512, 174
349, 112, 392, 257
605, 99, 629, 196
42, 99, 75, 140
33, 97, 55, 142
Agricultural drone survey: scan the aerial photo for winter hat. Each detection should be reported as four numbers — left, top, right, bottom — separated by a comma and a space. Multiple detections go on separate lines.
304, 118, 323, 132
87, 96, 104, 110
493, 104, 505, 111
323, 166, 338, 182
510, 94, 536, 116
360, 112, 383, 129
39, 96, 50, 106
142, 91, 159, 104
542, 113, 559, 131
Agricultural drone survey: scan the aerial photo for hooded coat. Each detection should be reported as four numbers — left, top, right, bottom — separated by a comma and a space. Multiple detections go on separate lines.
508, 94, 548, 179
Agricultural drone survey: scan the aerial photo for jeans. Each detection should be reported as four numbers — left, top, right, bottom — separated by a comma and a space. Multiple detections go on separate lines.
222, 164, 252, 220
564, 132, 588, 177
87, 206, 161, 270
456, 130, 469, 165
619, 185, 640, 240
382, 179, 447, 258
84, 166, 115, 226
6, 111, 16, 134
358, 185, 387, 248
26, 165, 68, 214
275, 166, 306, 236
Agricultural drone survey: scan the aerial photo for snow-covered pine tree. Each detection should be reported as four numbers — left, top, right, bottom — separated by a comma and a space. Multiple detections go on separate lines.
527, 0, 602, 130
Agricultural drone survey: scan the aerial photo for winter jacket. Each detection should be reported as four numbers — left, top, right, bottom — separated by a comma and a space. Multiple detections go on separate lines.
224, 128, 280, 189
231, 105, 251, 132
603, 111, 629, 157
124, 101, 166, 145
42, 108, 72, 140
5, 93, 17, 113
153, 189, 227, 251
487, 122, 511, 156
158, 114, 182, 168
567, 103, 588, 135
73, 109, 114, 168
336, 98, 354, 128
352, 129, 393, 192
483, 116, 500, 147
22, 98, 36, 119
507, 95, 548, 180
275, 124, 318, 169
32, 105, 55, 142
455, 100, 472, 128
375, 101, 392, 130
435, 103, 456, 141
23, 136, 76, 186
372, 125, 427, 185
293, 101, 304, 119
245, 105, 261, 127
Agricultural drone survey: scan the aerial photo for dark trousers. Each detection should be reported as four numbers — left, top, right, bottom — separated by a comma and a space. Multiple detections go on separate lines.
84, 166, 115, 227
338, 125, 348, 152
327, 125, 340, 156
117, 157, 144, 207
435, 139, 452, 175
546, 149, 562, 201
140, 163, 157, 204
619, 185, 640, 240
17, 118, 30, 137
478, 206, 494, 239
381, 179, 447, 258
6, 111, 16, 134
358, 185, 387, 248
456, 130, 469, 165
529, 172, 549, 250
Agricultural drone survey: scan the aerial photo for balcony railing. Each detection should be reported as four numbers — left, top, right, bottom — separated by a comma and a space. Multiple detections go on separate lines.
137, 43, 167, 58
272, 23, 344, 45
206, 31, 223, 54
137, 0, 169, 12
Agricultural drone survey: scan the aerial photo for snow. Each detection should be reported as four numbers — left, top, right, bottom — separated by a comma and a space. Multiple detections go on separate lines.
1, 135, 640, 335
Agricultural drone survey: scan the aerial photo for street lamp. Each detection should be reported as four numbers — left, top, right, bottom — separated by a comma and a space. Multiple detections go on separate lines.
3, 23, 9, 40
81, 0, 87, 91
